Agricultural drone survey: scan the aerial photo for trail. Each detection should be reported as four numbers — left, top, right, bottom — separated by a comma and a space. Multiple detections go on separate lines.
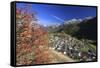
48, 47, 75, 63
48, 48, 74, 63
38, 46, 75, 64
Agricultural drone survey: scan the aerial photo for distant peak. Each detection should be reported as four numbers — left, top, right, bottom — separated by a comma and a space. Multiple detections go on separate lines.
84, 16, 93, 20
64, 18, 82, 24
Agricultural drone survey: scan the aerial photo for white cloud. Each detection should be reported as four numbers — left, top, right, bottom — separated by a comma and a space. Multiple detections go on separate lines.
51, 15, 65, 22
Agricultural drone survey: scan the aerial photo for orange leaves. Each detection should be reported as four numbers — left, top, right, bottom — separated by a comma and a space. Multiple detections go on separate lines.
22, 14, 33, 21
16, 43, 32, 54
32, 25, 48, 46
33, 28, 44, 36
16, 4, 50, 65
33, 39, 45, 46
31, 24, 50, 64
31, 23, 49, 64
22, 22, 30, 28
34, 47, 50, 64
33, 39, 40, 45
20, 30, 32, 38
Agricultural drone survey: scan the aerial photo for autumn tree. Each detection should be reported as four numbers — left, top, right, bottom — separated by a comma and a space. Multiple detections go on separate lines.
16, 4, 50, 65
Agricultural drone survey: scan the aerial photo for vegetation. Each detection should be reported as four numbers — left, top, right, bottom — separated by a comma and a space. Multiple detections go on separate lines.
16, 4, 97, 65
16, 4, 50, 65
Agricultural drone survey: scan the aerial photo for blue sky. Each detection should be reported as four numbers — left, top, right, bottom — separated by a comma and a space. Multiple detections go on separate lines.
16, 3, 96, 26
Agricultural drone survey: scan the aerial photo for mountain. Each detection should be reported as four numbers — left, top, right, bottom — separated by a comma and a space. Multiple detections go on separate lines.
64, 18, 83, 24
46, 17, 97, 42
83, 16, 93, 21
46, 18, 83, 33
46, 23, 61, 33
74, 17, 97, 41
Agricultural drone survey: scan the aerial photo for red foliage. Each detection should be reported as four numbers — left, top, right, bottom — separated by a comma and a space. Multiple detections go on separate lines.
16, 5, 50, 65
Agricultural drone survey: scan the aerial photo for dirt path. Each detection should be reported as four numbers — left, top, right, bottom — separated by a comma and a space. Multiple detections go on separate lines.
48, 47, 75, 63
39, 46, 75, 63
33, 46, 75, 64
